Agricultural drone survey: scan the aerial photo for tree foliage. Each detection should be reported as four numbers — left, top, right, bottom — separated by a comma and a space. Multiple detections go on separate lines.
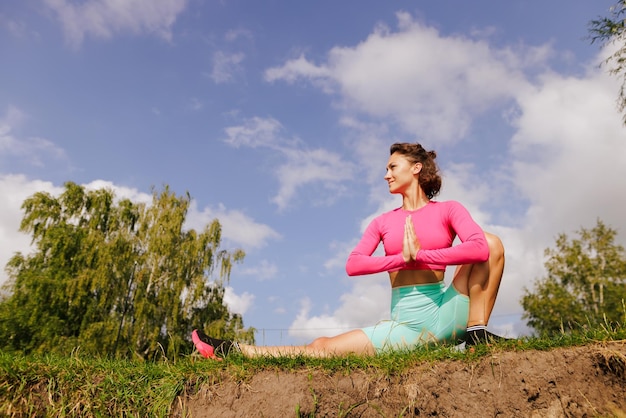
521, 220, 626, 335
0, 182, 254, 359
589, 0, 626, 124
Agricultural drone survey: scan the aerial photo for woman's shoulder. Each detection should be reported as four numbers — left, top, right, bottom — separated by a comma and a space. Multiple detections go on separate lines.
426, 200, 471, 216
368, 207, 406, 226
374, 207, 404, 220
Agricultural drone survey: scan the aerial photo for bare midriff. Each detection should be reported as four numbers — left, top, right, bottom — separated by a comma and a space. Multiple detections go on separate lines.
389, 269, 445, 288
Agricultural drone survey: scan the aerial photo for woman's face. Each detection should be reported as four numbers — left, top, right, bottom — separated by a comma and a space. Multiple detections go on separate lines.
384, 152, 421, 194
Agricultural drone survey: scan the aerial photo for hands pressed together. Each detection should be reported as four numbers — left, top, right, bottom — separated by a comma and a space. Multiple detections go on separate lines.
402, 215, 421, 263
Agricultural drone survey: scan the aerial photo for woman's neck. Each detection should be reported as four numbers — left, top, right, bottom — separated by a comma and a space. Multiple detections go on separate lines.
401, 189, 430, 211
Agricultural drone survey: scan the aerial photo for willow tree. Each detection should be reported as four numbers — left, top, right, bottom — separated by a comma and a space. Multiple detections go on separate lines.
521, 220, 626, 335
0, 182, 254, 359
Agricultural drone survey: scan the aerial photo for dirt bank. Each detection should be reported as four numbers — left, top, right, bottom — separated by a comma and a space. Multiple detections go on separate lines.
179, 341, 626, 417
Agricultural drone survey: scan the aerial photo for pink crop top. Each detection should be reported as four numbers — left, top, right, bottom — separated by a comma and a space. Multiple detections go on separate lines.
345, 201, 489, 275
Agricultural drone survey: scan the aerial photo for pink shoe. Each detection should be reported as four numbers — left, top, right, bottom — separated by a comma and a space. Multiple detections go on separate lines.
192, 329, 222, 361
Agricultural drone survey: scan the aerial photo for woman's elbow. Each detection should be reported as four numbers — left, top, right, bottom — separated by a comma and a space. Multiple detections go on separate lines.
477, 240, 490, 263
345, 263, 358, 276
345, 256, 363, 276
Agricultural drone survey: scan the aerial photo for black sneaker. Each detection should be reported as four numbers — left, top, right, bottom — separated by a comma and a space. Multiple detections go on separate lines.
192, 329, 235, 357
464, 329, 511, 346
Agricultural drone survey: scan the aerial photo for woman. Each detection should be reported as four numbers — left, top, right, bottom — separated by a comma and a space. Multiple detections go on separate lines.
192, 142, 506, 359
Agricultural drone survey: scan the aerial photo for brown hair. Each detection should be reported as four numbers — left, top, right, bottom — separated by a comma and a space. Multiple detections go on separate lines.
390, 142, 442, 199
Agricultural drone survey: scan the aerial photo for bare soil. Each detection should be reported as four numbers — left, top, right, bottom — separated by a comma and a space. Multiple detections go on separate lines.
178, 341, 626, 418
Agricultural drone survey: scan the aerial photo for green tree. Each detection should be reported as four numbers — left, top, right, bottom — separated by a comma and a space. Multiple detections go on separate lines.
589, 0, 626, 124
521, 219, 626, 335
0, 182, 254, 359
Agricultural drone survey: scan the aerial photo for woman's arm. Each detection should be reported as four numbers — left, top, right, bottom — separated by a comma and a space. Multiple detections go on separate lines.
414, 201, 489, 266
345, 217, 406, 276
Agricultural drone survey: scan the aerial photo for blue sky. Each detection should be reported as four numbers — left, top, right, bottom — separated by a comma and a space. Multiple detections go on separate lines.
2, 0, 626, 346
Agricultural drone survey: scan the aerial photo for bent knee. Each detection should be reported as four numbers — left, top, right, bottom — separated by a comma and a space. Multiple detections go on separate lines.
484, 232, 504, 259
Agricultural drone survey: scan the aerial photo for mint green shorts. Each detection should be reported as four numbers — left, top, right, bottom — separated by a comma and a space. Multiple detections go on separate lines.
361, 282, 469, 352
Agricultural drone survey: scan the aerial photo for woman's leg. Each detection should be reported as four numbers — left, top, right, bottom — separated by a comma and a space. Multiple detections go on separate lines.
240, 329, 375, 358
467, 232, 505, 327
193, 328, 376, 359
451, 232, 506, 342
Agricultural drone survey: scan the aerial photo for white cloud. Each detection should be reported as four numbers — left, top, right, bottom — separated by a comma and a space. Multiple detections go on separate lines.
43, 0, 187, 48
0, 14, 29, 39
0, 174, 61, 285
223, 117, 357, 211
0, 106, 67, 167
288, 274, 390, 343
265, 54, 328, 82
186, 201, 281, 249
235, 259, 278, 281
224, 28, 253, 42
223, 116, 287, 149
224, 286, 254, 316
272, 147, 354, 210
511, 69, 626, 237
323, 239, 357, 271
82, 179, 152, 204
265, 12, 534, 143
209, 51, 245, 84
0, 105, 25, 129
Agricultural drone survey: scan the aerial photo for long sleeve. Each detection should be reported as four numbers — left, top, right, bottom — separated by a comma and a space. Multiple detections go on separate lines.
345, 217, 406, 276
413, 201, 489, 266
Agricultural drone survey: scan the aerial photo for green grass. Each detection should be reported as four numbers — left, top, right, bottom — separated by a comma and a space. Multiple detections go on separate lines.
1, 325, 624, 417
